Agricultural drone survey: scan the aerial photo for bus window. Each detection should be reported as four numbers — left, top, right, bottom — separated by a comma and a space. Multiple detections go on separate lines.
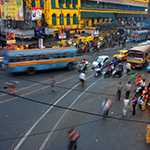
30, 55, 34, 60
63, 53, 66, 58
128, 52, 135, 57
37, 54, 42, 60
135, 52, 143, 58
16, 56, 21, 62
57, 53, 60, 58
71, 53, 74, 57
43, 54, 48, 59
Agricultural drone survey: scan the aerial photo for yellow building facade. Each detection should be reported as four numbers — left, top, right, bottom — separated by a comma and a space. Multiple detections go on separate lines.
26, 0, 149, 32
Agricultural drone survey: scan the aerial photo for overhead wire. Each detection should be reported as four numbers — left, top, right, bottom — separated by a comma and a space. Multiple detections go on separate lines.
0, 89, 150, 143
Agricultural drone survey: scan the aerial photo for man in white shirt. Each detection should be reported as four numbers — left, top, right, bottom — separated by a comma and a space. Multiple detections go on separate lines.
79, 71, 86, 87
125, 81, 132, 97
126, 62, 131, 75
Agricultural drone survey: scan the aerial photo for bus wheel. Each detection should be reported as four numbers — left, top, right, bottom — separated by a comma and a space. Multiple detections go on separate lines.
67, 63, 73, 71
27, 67, 36, 75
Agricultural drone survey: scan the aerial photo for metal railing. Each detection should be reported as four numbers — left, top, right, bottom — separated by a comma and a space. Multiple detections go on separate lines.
81, 3, 145, 11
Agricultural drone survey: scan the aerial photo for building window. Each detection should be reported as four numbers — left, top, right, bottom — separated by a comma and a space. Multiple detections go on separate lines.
67, 14, 70, 25
92, 18, 94, 24
73, 14, 78, 24
97, 18, 99, 23
40, 0, 44, 9
52, 14, 57, 26
31, 0, 35, 7
59, 14, 64, 25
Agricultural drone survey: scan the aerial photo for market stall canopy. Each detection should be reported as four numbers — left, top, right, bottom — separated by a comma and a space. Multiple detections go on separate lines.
91, 0, 147, 8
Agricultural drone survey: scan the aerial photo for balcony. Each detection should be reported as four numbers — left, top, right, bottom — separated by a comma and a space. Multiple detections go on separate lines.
81, 3, 145, 12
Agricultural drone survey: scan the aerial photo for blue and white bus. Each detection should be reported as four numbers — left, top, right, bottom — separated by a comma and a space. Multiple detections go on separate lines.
4, 47, 78, 75
130, 30, 149, 42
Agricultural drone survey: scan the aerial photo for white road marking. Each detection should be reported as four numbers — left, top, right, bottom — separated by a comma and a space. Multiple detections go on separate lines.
39, 76, 101, 150
0, 75, 78, 104
14, 74, 94, 150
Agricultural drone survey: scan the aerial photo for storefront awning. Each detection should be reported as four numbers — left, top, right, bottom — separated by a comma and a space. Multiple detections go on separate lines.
90, 0, 147, 8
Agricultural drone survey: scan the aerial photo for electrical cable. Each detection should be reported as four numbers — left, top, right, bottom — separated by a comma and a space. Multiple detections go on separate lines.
0, 89, 149, 125
0, 89, 149, 143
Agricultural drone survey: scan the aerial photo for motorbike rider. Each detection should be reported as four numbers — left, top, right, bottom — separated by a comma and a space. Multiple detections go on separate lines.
98, 62, 102, 68
111, 57, 117, 67
79, 61, 86, 71
106, 63, 112, 75
117, 63, 123, 76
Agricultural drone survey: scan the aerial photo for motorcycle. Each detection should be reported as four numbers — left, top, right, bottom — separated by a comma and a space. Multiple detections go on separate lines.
77, 61, 89, 73
94, 67, 103, 77
104, 64, 114, 78
112, 69, 123, 78
104, 68, 112, 78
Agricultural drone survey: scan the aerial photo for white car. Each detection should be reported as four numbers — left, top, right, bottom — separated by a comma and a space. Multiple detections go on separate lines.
92, 55, 111, 69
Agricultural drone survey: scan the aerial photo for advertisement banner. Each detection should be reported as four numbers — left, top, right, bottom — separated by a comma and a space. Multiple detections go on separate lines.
31, 7, 42, 20
59, 30, 66, 39
1, 0, 24, 20
65, 25, 73, 29
6, 33, 16, 44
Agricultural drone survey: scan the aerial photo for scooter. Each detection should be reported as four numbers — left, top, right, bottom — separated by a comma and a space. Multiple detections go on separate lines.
112, 69, 123, 78
94, 67, 103, 77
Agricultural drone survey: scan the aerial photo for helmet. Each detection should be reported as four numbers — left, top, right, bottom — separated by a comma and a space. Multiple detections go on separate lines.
143, 78, 146, 82
119, 63, 121, 66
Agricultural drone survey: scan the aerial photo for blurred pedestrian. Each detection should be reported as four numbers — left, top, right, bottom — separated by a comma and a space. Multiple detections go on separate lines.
138, 95, 143, 110
116, 82, 123, 101
68, 128, 80, 150
132, 95, 137, 115
50, 76, 56, 92
79, 71, 86, 87
126, 62, 131, 75
122, 96, 130, 118
146, 124, 150, 145
101, 98, 113, 119
125, 81, 132, 97
5, 80, 19, 95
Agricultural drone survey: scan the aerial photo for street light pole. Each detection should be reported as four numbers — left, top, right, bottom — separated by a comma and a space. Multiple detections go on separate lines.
61, 0, 63, 30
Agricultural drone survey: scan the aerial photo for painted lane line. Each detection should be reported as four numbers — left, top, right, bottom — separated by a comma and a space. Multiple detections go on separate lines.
14, 74, 94, 150
0, 75, 78, 104
39, 75, 101, 150
0, 74, 78, 98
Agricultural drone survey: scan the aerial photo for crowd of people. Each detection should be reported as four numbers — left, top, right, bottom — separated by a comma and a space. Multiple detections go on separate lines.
55, 33, 128, 54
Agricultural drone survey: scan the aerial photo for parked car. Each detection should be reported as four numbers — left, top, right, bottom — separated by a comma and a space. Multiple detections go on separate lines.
92, 55, 110, 69
113, 49, 128, 61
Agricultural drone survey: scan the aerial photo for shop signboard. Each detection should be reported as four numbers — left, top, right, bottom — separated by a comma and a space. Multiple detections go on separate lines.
45, 27, 54, 35
59, 30, 66, 39
31, 7, 42, 20
85, 29, 93, 34
1, 0, 24, 20
65, 25, 73, 29
92, 30, 99, 37
6, 33, 16, 44
81, 35, 94, 43
136, 22, 141, 28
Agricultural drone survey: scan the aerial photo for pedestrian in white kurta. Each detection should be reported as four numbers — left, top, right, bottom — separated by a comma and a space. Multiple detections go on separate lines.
122, 96, 130, 118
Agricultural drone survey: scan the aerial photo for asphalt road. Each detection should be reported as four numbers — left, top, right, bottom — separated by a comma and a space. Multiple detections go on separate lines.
0, 43, 150, 150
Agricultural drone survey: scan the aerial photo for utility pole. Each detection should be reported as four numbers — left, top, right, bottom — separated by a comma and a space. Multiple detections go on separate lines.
61, 0, 63, 30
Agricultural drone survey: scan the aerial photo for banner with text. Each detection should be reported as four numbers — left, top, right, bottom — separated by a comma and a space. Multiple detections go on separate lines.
1, 0, 24, 20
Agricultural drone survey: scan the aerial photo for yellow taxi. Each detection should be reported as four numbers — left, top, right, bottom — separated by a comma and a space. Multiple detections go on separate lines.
113, 49, 128, 61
